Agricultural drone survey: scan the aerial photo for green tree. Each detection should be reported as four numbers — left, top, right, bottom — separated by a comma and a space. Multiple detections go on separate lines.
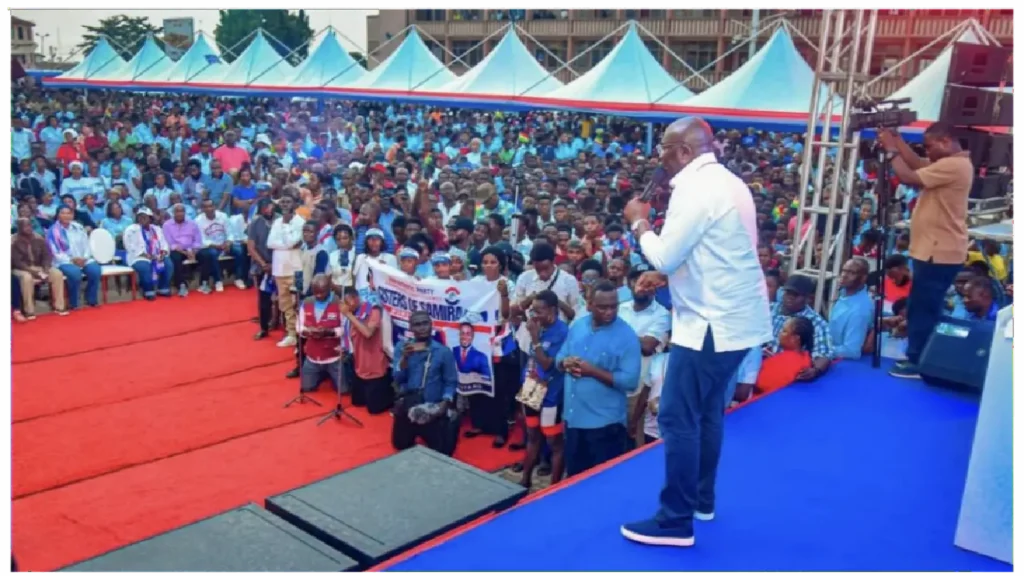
79, 15, 162, 59
214, 10, 313, 64
349, 51, 368, 68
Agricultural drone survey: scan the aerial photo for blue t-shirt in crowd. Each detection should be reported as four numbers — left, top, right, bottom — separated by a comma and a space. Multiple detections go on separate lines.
231, 184, 257, 214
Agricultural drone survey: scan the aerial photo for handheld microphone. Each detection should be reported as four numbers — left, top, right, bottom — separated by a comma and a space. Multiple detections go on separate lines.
638, 166, 669, 203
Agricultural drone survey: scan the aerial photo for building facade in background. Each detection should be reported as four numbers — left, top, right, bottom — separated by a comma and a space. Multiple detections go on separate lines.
365, 9, 1013, 98
12, 16, 38, 68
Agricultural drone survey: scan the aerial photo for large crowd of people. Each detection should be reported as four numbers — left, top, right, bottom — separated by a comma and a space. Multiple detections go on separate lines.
10, 85, 1013, 487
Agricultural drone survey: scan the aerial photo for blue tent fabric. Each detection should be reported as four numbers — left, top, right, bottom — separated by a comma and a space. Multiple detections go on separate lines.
194, 31, 294, 87
440, 28, 562, 97
887, 29, 1012, 122
288, 30, 365, 89
340, 28, 454, 92
49, 37, 125, 84
685, 26, 832, 114
92, 35, 169, 83
144, 33, 224, 84
544, 23, 694, 106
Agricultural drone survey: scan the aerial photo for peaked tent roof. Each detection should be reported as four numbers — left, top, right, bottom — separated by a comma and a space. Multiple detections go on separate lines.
289, 29, 365, 88
193, 31, 294, 86
543, 23, 694, 107
684, 26, 832, 114
887, 28, 1012, 122
91, 35, 170, 82
339, 28, 454, 92
439, 28, 562, 97
49, 37, 126, 83
142, 33, 224, 84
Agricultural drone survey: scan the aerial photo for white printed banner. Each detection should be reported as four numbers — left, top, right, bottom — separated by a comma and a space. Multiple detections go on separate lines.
162, 18, 195, 60
367, 260, 500, 396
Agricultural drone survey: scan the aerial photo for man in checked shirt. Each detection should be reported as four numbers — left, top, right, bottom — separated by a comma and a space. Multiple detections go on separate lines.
768, 275, 835, 381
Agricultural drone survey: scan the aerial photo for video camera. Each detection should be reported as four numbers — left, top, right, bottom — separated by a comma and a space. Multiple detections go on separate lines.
848, 97, 918, 133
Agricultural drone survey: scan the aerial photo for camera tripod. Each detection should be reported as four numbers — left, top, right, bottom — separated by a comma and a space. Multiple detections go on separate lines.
870, 150, 895, 369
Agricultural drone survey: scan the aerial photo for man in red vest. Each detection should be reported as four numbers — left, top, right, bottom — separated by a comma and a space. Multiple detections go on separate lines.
297, 274, 345, 393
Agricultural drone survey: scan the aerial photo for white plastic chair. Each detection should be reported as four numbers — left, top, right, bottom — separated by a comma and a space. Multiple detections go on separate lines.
90, 228, 136, 303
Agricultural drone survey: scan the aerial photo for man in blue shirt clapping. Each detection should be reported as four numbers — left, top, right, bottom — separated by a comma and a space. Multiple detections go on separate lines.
556, 280, 642, 477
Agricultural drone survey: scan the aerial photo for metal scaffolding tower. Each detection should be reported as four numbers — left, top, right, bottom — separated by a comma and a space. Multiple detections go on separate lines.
789, 9, 879, 314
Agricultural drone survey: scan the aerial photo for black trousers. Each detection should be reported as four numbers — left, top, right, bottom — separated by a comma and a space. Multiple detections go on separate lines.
564, 423, 629, 477
906, 258, 963, 364
467, 354, 521, 437
255, 273, 273, 331
392, 404, 460, 457
168, 251, 188, 288
353, 373, 394, 414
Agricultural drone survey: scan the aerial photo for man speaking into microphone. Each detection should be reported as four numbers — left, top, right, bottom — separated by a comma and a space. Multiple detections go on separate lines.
620, 118, 772, 547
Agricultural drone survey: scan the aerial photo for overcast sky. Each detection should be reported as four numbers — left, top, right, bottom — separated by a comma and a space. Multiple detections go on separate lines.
12, 9, 377, 60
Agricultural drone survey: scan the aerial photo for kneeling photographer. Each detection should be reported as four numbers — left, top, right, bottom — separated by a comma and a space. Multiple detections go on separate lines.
391, 310, 461, 456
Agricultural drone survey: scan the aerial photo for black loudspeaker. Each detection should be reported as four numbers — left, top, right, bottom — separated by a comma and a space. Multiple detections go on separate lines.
969, 173, 1012, 201
940, 85, 1013, 127
952, 128, 1014, 168
947, 42, 1013, 87
918, 317, 995, 393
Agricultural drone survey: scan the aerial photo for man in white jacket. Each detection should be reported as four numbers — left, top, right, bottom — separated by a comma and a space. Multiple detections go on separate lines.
194, 198, 231, 294
267, 192, 305, 347
123, 207, 173, 300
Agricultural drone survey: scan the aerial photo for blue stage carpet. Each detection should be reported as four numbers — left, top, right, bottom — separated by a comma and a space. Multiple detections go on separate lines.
385, 359, 1011, 571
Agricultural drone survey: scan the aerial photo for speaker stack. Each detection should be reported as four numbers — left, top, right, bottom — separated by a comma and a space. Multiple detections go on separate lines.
939, 41, 1013, 206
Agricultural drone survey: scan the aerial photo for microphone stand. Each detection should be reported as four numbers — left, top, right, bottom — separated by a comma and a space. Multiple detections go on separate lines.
284, 291, 322, 408
871, 150, 892, 369
318, 324, 364, 427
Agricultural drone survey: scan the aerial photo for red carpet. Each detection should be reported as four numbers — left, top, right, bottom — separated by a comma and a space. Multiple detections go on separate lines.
12, 294, 521, 571
13, 363, 296, 498
12, 290, 255, 364
13, 322, 293, 422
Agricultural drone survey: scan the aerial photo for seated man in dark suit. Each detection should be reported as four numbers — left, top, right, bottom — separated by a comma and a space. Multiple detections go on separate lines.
392, 310, 460, 456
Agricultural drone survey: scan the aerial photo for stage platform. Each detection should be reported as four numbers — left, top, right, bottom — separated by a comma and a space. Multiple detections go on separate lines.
381, 359, 1012, 572
266, 447, 526, 569
62, 504, 358, 572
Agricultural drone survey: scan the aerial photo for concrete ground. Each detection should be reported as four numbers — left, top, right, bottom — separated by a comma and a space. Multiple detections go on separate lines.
496, 464, 553, 493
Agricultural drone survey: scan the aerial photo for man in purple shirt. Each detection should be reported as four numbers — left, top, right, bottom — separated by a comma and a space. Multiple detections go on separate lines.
162, 203, 202, 296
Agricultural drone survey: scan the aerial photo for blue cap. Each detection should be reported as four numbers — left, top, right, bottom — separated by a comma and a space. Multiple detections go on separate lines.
431, 251, 451, 265
399, 247, 419, 260
365, 228, 385, 240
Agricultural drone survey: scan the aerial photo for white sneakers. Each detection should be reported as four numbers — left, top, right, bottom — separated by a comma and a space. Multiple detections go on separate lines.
277, 336, 297, 348
198, 281, 224, 292
234, 279, 247, 290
